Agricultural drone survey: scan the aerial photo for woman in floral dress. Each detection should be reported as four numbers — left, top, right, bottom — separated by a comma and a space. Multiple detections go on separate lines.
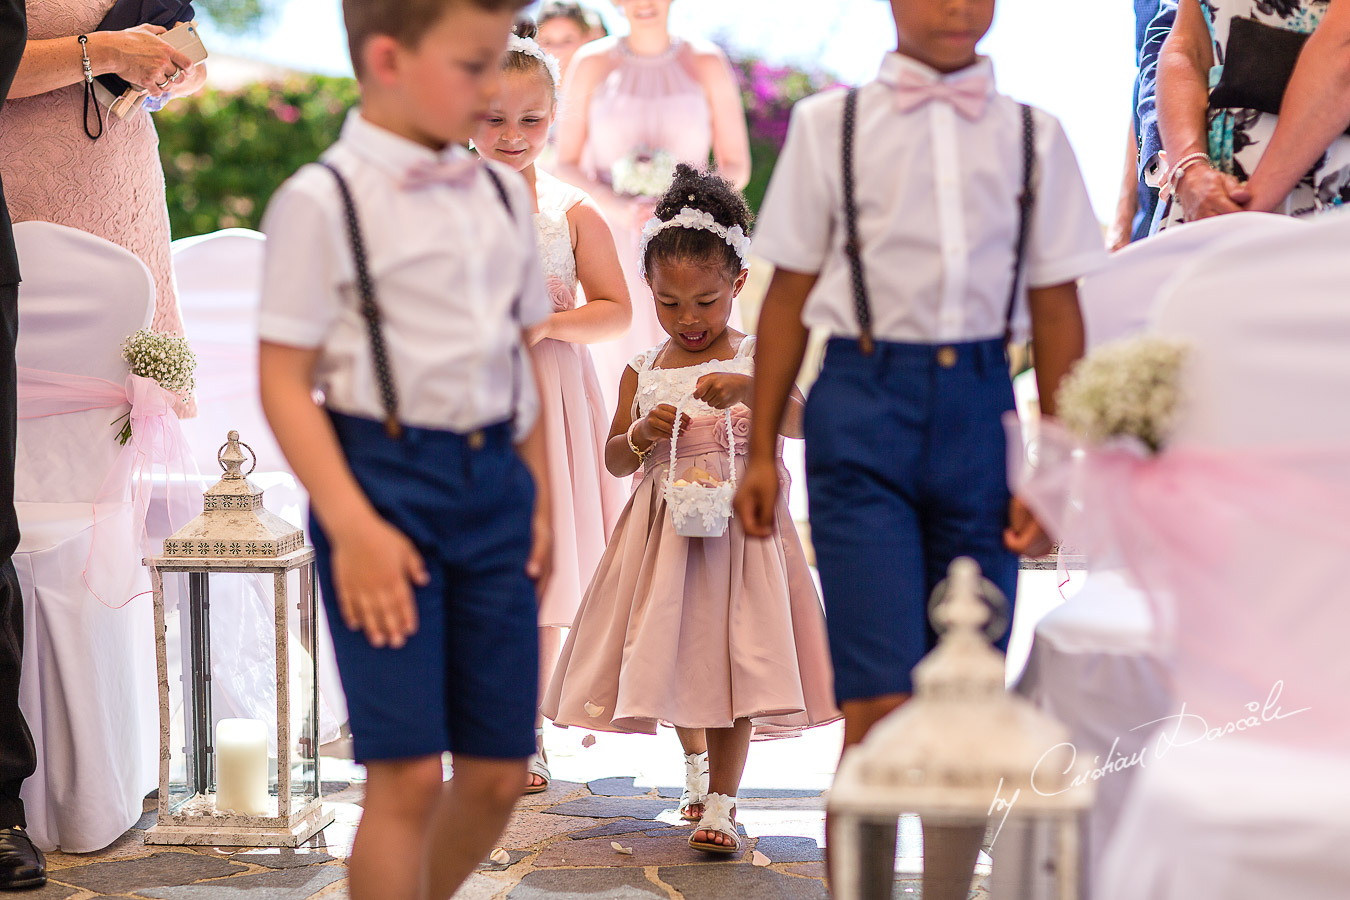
1159, 0, 1350, 219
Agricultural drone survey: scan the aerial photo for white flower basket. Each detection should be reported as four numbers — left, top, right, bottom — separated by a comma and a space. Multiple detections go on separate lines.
664, 398, 736, 539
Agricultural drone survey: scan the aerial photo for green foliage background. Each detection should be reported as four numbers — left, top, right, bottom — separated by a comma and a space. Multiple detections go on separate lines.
155, 55, 837, 239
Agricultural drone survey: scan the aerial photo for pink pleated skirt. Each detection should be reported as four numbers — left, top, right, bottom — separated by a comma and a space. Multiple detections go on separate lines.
541, 414, 841, 736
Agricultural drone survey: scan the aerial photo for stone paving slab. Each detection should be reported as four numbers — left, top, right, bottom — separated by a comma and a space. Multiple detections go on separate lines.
586, 777, 650, 797
230, 848, 337, 869
566, 818, 676, 840
55, 852, 245, 893
591, 777, 822, 802
544, 797, 674, 820
780, 861, 826, 880
655, 785, 823, 800
138, 865, 347, 899
534, 832, 747, 868
514, 780, 586, 809
658, 864, 830, 900
750, 835, 824, 864
10, 881, 79, 899
499, 809, 596, 849
506, 868, 668, 899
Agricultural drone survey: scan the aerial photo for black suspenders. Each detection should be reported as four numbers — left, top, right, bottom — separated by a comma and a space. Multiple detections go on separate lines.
320, 161, 524, 440
841, 88, 1037, 355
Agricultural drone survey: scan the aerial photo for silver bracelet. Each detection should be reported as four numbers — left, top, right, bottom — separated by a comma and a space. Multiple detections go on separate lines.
77, 34, 93, 85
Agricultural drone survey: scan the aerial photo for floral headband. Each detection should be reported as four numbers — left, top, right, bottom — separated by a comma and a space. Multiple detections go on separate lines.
638, 208, 752, 277
506, 34, 562, 89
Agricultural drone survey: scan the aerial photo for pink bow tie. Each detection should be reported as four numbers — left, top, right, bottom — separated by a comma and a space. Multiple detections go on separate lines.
891, 69, 991, 120
401, 156, 480, 190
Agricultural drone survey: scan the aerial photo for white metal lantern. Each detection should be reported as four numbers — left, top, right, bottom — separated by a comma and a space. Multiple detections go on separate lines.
144, 431, 333, 846
828, 558, 1094, 900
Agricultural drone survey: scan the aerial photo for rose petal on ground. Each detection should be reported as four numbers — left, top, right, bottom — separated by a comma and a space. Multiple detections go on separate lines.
489, 848, 510, 865
610, 841, 634, 855
580, 734, 596, 748
751, 850, 771, 867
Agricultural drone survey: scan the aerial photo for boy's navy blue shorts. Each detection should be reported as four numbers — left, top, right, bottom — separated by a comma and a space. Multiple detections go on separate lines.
313, 411, 539, 763
804, 338, 1018, 704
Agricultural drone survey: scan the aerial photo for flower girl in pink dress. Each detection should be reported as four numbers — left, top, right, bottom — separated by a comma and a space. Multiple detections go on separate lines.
542, 164, 838, 854
474, 22, 632, 794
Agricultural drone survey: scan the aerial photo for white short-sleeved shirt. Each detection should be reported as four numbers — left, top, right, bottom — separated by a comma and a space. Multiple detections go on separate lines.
259, 111, 551, 435
753, 53, 1108, 344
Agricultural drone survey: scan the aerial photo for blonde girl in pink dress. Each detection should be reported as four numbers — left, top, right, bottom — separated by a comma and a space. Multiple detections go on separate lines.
553, 0, 751, 412
474, 24, 632, 794
542, 165, 838, 854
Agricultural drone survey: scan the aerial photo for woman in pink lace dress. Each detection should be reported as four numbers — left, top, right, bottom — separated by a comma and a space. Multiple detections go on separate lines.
555, 0, 750, 409
0, 0, 205, 339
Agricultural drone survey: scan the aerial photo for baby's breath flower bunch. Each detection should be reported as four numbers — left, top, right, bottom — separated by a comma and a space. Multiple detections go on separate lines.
1056, 336, 1189, 454
611, 148, 678, 199
114, 329, 197, 444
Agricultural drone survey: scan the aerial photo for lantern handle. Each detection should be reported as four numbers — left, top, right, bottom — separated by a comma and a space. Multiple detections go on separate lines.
217, 439, 257, 477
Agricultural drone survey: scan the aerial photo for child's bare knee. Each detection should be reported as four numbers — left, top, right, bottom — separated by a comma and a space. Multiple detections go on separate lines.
452, 759, 529, 811
364, 757, 445, 815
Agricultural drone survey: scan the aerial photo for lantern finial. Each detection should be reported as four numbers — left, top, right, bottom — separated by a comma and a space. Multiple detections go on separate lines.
219, 430, 249, 480
933, 557, 990, 635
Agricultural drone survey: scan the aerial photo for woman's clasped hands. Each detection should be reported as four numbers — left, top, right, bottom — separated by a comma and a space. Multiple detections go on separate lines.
1175, 162, 1253, 219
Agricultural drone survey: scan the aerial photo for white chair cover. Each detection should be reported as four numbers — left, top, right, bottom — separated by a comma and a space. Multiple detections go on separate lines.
1092, 210, 1350, 899
1078, 212, 1302, 350
1011, 213, 1307, 892
12, 221, 158, 852
170, 229, 347, 736
171, 229, 290, 480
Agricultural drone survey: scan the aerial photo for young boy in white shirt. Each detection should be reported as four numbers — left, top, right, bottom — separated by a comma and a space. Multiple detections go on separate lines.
736, 1, 1106, 895
257, 2, 549, 898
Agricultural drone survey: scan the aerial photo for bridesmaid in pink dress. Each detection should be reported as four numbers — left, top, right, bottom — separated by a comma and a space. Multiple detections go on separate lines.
0, 0, 205, 340
554, 0, 750, 411
475, 24, 632, 794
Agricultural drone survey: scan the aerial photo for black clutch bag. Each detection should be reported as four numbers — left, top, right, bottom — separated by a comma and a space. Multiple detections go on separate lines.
1208, 16, 1310, 117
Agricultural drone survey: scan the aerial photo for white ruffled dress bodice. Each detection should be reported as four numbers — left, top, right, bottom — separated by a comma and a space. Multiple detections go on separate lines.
631, 336, 756, 419
533, 172, 586, 309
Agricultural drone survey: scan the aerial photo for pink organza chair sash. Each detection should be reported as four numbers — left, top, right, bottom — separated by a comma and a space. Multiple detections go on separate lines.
1010, 413, 1350, 754
17, 366, 201, 607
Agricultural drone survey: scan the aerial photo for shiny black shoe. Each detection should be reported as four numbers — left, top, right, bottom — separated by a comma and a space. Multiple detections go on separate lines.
0, 828, 45, 890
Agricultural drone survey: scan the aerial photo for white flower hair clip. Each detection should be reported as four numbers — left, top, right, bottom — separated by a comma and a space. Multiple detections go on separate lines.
506, 34, 563, 90
638, 207, 752, 277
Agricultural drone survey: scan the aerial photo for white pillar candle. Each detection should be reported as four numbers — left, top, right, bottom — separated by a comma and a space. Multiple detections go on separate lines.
215, 718, 269, 816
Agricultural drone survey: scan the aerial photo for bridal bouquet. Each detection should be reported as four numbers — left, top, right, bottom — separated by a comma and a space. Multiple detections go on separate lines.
611, 148, 677, 199
1056, 336, 1189, 454
116, 329, 197, 444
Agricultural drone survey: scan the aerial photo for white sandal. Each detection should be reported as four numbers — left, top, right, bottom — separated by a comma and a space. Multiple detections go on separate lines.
678, 751, 709, 821
524, 728, 550, 795
689, 791, 739, 854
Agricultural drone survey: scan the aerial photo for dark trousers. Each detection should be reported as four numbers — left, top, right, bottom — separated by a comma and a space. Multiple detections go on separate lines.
805, 338, 1018, 703
0, 283, 33, 828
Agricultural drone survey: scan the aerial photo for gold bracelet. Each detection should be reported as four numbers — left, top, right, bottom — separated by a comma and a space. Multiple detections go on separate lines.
626, 420, 650, 463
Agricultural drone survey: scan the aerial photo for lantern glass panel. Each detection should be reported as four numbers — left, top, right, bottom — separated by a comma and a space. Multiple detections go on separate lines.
157, 563, 321, 823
